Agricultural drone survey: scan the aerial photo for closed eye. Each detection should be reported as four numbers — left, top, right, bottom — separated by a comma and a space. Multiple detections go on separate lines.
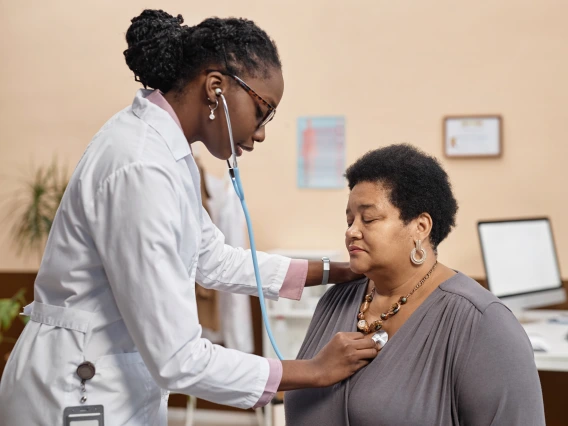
255, 105, 264, 120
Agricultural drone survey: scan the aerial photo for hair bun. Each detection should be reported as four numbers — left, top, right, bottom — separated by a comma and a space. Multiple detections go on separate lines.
124, 9, 186, 92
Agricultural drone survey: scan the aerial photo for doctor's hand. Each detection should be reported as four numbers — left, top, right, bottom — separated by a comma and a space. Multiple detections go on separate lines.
278, 332, 377, 391
310, 332, 378, 387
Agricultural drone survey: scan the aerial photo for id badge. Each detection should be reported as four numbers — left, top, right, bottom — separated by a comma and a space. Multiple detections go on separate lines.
63, 405, 104, 426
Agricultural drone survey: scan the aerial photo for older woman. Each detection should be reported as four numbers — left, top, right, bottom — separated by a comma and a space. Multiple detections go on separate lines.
285, 144, 545, 425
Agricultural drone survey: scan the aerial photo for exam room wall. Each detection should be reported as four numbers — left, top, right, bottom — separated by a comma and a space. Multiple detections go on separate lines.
0, 1, 567, 277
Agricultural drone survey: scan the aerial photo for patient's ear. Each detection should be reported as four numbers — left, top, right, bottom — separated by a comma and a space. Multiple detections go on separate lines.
414, 213, 433, 242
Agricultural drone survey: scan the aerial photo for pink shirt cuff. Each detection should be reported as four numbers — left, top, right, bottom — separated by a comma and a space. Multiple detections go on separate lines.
279, 259, 308, 300
253, 358, 283, 408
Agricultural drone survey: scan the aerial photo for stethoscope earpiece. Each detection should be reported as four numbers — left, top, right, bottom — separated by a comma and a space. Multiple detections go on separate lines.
215, 88, 223, 96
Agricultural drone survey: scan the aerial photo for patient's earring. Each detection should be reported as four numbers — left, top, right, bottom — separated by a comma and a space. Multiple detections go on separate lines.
410, 239, 427, 265
208, 98, 219, 120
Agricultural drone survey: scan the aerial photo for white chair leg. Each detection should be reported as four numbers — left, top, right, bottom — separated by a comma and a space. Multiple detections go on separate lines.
185, 395, 197, 426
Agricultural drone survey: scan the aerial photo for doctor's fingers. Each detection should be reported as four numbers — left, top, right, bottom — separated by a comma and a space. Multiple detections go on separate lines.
354, 348, 379, 361
340, 332, 368, 340
331, 332, 378, 352
352, 336, 381, 350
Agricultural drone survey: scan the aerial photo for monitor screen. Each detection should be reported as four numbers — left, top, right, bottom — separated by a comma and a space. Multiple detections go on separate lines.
478, 218, 562, 298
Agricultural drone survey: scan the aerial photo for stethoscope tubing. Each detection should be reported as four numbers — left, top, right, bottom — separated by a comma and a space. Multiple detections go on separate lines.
218, 93, 285, 360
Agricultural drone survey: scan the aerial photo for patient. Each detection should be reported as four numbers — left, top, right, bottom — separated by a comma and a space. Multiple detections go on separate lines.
285, 144, 545, 425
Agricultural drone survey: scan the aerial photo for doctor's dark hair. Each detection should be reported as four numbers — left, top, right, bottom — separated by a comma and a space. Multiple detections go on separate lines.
124, 9, 281, 93
344, 144, 458, 250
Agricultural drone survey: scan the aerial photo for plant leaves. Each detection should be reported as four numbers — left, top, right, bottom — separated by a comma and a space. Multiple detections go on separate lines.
0, 290, 28, 332
4, 159, 69, 257
0, 299, 17, 330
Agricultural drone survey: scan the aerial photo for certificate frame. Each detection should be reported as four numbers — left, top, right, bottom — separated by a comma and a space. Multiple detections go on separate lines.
443, 115, 503, 158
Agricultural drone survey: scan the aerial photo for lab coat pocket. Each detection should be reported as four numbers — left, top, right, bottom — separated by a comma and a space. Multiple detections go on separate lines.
88, 352, 162, 426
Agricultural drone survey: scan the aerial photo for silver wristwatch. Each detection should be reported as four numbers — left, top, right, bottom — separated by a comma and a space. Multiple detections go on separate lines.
321, 256, 330, 285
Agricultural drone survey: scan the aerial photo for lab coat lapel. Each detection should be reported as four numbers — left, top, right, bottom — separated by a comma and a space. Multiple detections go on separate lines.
132, 89, 203, 219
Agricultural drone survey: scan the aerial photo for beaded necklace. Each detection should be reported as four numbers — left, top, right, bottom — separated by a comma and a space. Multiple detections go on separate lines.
358, 262, 438, 341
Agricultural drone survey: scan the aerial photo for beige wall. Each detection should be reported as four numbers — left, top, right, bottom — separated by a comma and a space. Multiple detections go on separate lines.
1, 0, 567, 278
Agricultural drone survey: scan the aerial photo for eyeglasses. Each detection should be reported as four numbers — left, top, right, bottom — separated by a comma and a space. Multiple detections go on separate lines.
207, 70, 276, 128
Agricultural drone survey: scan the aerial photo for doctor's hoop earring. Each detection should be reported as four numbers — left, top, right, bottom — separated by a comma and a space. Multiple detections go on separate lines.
410, 239, 427, 265
208, 98, 219, 120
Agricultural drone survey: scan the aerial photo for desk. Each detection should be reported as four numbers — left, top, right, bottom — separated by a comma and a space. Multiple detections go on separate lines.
518, 308, 568, 426
519, 309, 568, 372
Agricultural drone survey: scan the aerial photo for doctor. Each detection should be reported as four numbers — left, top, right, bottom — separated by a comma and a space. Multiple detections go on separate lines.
0, 9, 378, 426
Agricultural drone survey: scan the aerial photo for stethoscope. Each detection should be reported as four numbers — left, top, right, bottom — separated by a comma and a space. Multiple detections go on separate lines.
215, 88, 284, 360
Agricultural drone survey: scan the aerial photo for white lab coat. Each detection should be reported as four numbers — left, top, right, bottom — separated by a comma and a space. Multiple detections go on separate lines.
0, 90, 291, 426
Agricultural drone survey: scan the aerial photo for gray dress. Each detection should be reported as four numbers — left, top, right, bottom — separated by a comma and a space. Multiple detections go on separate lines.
285, 272, 545, 425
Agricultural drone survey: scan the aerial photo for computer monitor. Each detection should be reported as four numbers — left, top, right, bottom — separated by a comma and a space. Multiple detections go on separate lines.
477, 218, 565, 312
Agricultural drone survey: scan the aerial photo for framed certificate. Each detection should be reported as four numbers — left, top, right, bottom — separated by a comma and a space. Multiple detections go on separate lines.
443, 115, 502, 158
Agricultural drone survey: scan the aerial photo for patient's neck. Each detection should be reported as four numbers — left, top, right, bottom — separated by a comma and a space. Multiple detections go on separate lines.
366, 259, 439, 298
